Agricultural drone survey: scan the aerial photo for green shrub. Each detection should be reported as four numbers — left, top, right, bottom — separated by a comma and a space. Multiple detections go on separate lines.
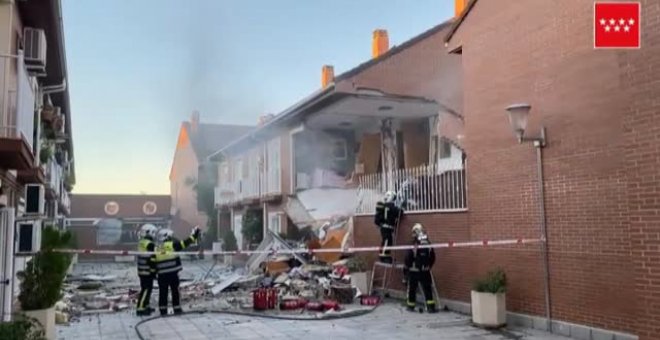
17, 227, 74, 311
222, 230, 238, 252
346, 255, 368, 273
242, 210, 263, 247
0, 314, 45, 340
473, 268, 507, 294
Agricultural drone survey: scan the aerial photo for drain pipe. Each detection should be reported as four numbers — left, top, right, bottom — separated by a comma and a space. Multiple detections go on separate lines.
532, 128, 552, 331
42, 78, 67, 94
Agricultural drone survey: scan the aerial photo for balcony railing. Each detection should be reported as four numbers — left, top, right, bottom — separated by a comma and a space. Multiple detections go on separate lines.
214, 172, 283, 207
355, 163, 467, 214
0, 54, 36, 150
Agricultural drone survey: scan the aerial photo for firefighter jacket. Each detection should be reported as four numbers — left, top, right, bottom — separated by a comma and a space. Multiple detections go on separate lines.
137, 238, 156, 277
374, 201, 402, 228
154, 236, 196, 275
404, 236, 436, 272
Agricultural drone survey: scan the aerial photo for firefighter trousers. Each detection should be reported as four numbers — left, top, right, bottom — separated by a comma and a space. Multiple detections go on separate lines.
157, 272, 181, 315
136, 275, 154, 313
407, 270, 435, 309
379, 227, 394, 262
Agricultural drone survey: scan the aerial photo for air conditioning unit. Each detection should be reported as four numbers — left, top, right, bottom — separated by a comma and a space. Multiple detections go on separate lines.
24, 184, 45, 216
23, 28, 47, 75
16, 221, 41, 254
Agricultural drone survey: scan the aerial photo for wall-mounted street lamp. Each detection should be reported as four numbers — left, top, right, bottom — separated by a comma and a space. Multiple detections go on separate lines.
504, 103, 551, 330
505, 103, 546, 147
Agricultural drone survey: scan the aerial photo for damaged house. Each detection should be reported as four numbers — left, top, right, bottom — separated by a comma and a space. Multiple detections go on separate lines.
207, 20, 466, 263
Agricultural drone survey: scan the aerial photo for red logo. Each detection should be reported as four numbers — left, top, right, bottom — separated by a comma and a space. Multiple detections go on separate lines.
594, 2, 641, 48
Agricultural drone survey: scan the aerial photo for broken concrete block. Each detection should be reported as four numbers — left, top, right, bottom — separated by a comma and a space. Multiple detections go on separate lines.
274, 273, 289, 285
55, 311, 69, 324
55, 301, 68, 312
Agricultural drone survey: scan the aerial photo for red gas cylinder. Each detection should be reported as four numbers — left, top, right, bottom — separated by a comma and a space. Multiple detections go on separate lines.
305, 301, 323, 311
297, 298, 308, 308
253, 289, 268, 310
267, 288, 277, 309
322, 300, 340, 311
280, 300, 300, 310
360, 295, 381, 306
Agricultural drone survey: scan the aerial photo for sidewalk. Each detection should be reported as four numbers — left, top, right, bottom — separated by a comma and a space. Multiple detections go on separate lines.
57, 303, 569, 340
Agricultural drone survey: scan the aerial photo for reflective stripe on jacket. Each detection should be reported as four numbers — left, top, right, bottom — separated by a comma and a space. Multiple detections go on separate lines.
155, 241, 182, 274
137, 238, 156, 277
154, 236, 196, 275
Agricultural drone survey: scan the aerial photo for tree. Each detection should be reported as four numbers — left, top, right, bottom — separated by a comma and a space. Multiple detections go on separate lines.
185, 165, 219, 249
242, 209, 263, 248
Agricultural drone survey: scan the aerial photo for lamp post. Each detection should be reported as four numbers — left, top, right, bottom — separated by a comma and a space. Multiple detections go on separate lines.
504, 103, 551, 330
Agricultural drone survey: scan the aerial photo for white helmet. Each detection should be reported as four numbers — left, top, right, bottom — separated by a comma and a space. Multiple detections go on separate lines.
157, 228, 174, 242
383, 191, 397, 203
412, 223, 424, 236
139, 224, 158, 238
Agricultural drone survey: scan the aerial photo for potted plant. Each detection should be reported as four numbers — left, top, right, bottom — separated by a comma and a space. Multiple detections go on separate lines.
346, 255, 370, 295
17, 227, 74, 340
39, 143, 53, 164
471, 268, 507, 328
0, 314, 46, 340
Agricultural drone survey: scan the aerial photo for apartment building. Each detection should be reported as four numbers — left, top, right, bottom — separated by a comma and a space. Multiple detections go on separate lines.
209, 19, 465, 252
0, 0, 75, 321
169, 111, 253, 237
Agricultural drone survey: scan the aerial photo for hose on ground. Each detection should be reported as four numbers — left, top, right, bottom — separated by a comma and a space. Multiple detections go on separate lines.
134, 304, 380, 340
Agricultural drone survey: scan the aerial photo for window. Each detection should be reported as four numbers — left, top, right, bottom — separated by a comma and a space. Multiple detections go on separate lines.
439, 139, 452, 159
268, 212, 281, 234
331, 139, 347, 160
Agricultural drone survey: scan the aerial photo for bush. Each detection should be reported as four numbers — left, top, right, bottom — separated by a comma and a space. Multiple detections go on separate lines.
242, 210, 263, 247
346, 255, 368, 272
222, 230, 238, 252
473, 268, 507, 294
17, 227, 74, 311
0, 314, 45, 340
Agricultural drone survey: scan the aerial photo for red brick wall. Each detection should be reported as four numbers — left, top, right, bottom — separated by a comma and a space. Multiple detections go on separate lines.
336, 23, 465, 148
440, 0, 657, 336
620, 1, 660, 338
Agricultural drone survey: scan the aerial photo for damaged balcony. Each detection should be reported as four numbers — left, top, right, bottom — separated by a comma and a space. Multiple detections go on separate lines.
291, 89, 467, 214
214, 138, 283, 208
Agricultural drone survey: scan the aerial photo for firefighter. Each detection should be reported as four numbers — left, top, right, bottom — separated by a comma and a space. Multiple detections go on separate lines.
374, 191, 403, 263
154, 226, 200, 316
136, 224, 158, 316
404, 223, 437, 313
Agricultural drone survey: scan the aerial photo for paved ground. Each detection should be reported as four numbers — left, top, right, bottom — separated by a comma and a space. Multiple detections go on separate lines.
57, 303, 569, 340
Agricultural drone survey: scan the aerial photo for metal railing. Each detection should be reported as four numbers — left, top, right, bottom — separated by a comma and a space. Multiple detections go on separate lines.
355, 163, 467, 214
0, 53, 36, 151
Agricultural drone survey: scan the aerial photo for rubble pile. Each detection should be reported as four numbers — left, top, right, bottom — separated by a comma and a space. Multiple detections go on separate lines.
56, 227, 376, 325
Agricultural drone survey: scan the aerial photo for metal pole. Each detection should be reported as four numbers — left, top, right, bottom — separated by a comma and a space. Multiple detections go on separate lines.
535, 135, 552, 331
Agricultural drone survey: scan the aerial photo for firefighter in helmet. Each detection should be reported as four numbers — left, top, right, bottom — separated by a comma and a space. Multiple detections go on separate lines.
404, 223, 437, 313
136, 224, 158, 316
374, 191, 403, 263
154, 226, 200, 316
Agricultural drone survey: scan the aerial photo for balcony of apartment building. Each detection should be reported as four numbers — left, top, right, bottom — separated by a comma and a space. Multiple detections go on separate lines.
214, 137, 282, 208
290, 89, 467, 215
0, 50, 39, 179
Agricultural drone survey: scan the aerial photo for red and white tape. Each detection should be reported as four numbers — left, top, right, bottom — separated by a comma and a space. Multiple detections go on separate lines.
23, 237, 542, 256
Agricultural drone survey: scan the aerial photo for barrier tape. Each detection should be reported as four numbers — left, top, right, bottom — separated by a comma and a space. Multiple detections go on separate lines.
19, 237, 542, 256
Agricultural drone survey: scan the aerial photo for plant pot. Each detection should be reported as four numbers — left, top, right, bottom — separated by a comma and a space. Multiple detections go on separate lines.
24, 306, 56, 339
471, 291, 506, 328
351, 271, 370, 295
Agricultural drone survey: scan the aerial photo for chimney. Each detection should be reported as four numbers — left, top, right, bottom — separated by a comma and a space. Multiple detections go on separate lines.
372, 29, 389, 58
321, 65, 334, 88
258, 113, 275, 126
455, 0, 467, 18
191, 110, 200, 131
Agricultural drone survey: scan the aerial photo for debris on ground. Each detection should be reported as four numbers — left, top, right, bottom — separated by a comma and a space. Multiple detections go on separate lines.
59, 218, 376, 324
